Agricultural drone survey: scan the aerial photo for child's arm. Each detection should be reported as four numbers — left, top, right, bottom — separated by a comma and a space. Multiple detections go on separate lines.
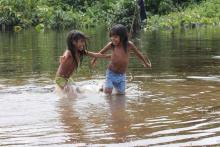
91, 42, 112, 67
87, 51, 111, 59
130, 42, 151, 68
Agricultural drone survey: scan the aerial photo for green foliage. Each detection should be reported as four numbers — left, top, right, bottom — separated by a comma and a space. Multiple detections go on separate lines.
1, 0, 216, 31
35, 23, 44, 32
107, 0, 137, 29
145, 0, 220, 30
0, 0, 39, 29
145, 0, 203, 15
0, 0, 114, 30
14, 25, 22, 32
158, 0, 176, 15
0, 5, 19, 27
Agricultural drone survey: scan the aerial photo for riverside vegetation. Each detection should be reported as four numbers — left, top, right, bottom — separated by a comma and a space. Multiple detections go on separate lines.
0, 0, 219, 31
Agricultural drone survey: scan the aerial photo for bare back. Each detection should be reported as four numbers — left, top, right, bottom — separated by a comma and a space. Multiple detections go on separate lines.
56, 50, 76, 78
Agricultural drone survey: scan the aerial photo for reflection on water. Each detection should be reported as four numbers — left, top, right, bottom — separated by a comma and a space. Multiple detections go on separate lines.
105, 95, 130, 143
58, 93, 86, 144
0, 27, 220, 146
0, 77, 220, 146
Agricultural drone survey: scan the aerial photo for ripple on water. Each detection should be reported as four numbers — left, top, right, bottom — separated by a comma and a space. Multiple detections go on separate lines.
1, 78, 220, 146
212, 55, 220, 59
187, 75, 220, 82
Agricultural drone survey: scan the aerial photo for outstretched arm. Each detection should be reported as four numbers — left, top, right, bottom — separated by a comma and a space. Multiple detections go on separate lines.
87, 51, 111, 59
130, 42, 151, 68
91, 42, 112, 67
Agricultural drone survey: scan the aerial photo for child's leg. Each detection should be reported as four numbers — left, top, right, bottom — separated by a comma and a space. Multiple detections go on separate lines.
104, 88, 113, 94
104, 69, 113, 94
55, 76, 68, 89
63, 84, 77, 98
113, 80, 125, 95
104, 79, 113, 94
113, 73, 126, 95
55, 84, 77, 98
55, 76, 77, 98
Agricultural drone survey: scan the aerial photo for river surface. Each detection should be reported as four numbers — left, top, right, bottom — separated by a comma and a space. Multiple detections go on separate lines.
0, 27, 220, 146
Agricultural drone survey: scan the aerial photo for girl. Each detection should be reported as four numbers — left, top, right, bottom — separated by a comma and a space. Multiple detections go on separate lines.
55, 30, 109, 98
91, 24, 151, 95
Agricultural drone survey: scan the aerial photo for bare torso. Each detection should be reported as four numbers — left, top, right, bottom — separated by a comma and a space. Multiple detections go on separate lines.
108, 42, 132, 73
56, 50, 76, 78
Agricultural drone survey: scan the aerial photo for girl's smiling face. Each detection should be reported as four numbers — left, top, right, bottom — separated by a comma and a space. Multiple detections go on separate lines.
110, 35, 121, 46
73, 39, 85, 51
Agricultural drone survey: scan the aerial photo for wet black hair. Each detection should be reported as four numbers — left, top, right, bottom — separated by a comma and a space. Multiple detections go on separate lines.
66, 30, 87, 69
109, 24, 128, 53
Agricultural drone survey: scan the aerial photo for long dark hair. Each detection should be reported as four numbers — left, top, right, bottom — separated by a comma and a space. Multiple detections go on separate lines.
66, 30, 87, 69
109, 24, 128, 53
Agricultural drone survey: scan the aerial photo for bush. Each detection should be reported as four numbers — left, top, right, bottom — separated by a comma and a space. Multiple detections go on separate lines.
145, 0, 220, 30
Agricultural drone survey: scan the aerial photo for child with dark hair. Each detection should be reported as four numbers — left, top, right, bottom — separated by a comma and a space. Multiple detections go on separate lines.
91, 24, 151, 95
55, 30, 110, 98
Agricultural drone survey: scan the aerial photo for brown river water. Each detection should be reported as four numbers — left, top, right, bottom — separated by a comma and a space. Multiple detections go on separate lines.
0, 27, 220, 146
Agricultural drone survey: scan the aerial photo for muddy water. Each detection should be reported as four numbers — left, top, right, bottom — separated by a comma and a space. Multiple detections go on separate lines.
0, 27, 220, 146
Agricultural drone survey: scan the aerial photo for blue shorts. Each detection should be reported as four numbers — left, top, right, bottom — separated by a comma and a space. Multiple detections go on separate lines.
105, 69, 126, 94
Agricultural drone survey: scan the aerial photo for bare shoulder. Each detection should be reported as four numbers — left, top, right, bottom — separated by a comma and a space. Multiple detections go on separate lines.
63, 50, 72, 58
128, 41, 136, 50
60, 50, 72, 63
106, 42, 113, 48
101, 42, 113, 51
128, 41, 134, 45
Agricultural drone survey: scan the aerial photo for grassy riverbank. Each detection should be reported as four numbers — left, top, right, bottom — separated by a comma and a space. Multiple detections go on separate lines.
145, 0, 220, 30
